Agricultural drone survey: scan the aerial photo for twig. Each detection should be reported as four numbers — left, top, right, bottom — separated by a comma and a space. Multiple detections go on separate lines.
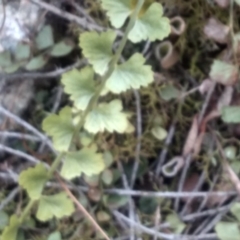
142, 40, 151, 57
196, 173, 219, 213
0, 60, 86, 80
113, 211, 218, 240
0, 144, 44, 165
51, 87, 63, 113
117, 160, 136, 240
156, 122, 176, 175
57, 175, 110, 240
182, 203, 233, 221
0, 131, 41, 142
198, 208, 231, 235
0, 187, 20, 211
174, 153, 192, 211
103, 188, 236, 198
130, 90, 142, 188
198, 82, 216, 125
0, 106, 55, 154
113, 211, 175, 240
30, 0, 104, 31
180, 171, 205, 217
0, 0, 6, 36
66, 0, 96, 24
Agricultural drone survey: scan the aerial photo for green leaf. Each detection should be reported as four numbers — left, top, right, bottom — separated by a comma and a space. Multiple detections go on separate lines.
61, 148, 105, 180
42, 107, 74, 151
50, 40, 74, 57
83, 174, 100, 187
103, 195, 129, 209
101, 1, 170, 42
80, 31, 116, 75
61, 67, 95, 110
167, 213, 186, 234
19, 164, 48, 200
15, 43, 30, 60
151, 126, 167, 140
231, 203, 240, 222
139, 197, 158, 215
96, 211, 111, 222
36, 25, 54, 50
101, 0, 131, 28
3, 62, 25, 73
0, 211, 9, 230
129, 3, 171, 43
0, 51, 12, 68
84, 99, 129, 134
215, 222, 240, 240
210, 60, 239, 85
224, 146, 237, 161
36, 192, 75, 222
103, 151, 114, 168
159, 84, 180, 101
25, 54, 48, 70
48, 231, 62, 240
106, 53, 153, 93
235, 0, 240, 6
221, 106, 240, 123
230, 161, 240, 175
1, 215, 20, 240
101, 169, 113, 185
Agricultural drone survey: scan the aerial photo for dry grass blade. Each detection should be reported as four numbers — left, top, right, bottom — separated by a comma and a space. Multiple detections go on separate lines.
57, 175, 110, 240
183, 115, 198, 156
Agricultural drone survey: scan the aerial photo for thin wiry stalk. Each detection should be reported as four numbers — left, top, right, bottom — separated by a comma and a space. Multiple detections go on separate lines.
174, 153, 192, 211
0, 60, 86, 80
0, 187, 20, 211
130, 90, 142, 188
0, 106, 55, 154
0, 144, 44, 165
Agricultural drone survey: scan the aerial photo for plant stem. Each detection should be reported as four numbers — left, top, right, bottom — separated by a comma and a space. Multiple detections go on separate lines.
74, 0, 144, 139
16, 0, 145, 235
48, 152, 65, 178
19, 200, 35, 223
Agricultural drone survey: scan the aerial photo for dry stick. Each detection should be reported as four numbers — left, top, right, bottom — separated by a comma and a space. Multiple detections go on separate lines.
0, 171, 237, 199
180, 171, 206, 217
113, 210, 175, 240
174, 153, 192, 211
130, 90, 142, 188
194, 195, 238, 235
113, 211, 218, 240
66, 0, 96, 24
155, 122, 176, 175
0, 59, 86, 80
30, 0, 104, 31
0, 187, 20, 211
51, 87, 63, 113
182, 202, 233, 221
0, 131, 41, 142
57, 176, 110, 240
0, 0, 6, 35
38, 87, 64, 153
117, 160, 136, 240
103, 188, 237, 198
196, 174, 219, 213
0, 105, 55, 154
0, 144, 43, 165
198, 207, 232, 235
